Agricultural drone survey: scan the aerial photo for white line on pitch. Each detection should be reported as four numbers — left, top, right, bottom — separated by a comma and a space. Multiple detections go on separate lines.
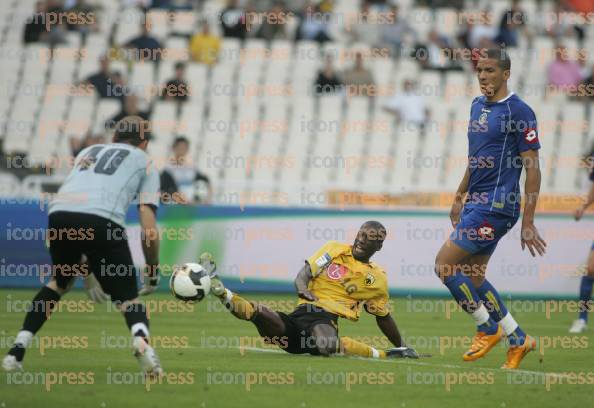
236, 346, 571, 379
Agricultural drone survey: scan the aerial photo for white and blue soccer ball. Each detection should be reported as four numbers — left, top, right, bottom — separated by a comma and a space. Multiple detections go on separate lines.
169, 263, 212, 302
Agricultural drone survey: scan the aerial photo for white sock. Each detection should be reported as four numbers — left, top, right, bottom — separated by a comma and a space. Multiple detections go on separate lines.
370, 347, 380, 359
471, 305, 491, 326
15, 330, 33, 348
499, 313, 519, 335
131, 323, 149, 338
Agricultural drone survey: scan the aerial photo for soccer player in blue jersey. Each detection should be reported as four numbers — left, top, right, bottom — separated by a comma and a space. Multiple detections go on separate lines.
434, 48, 547, 369
569, 151, 594, 333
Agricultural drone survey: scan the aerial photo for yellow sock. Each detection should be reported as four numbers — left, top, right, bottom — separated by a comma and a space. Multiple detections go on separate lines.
340, 336, 386, 359
219, 289, 255, 321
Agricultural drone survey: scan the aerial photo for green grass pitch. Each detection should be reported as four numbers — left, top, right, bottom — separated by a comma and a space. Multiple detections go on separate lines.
1, 289, 593, 408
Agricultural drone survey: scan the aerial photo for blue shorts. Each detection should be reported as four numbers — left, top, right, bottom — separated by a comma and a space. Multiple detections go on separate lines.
450, 206, 519, 256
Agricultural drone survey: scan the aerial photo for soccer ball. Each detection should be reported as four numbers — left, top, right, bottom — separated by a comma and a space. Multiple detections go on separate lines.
169, 263, 212, 302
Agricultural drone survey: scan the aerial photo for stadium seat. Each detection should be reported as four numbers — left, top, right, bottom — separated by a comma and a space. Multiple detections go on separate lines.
556, 102, 587, 193
417, 106, 451, 191
171, 11, 196, 36
115, 7, 143, 45
147, 9, 170, 39
151, 101, 179, 151
332, 97, 369, 190
251, 99, 288, 190
130, 62, 156, 102
164, 37, 189, 61
93, 98, 121, 134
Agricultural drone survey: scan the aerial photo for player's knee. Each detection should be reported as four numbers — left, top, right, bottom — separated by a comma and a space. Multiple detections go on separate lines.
434, 257, 450, 282
315, 335, 339, 356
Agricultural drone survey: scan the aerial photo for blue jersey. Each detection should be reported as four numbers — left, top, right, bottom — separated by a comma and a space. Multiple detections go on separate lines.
465, 93, 540, 217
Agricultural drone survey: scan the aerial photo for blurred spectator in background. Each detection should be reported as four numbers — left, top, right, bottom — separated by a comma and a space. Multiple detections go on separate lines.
64, 0, 99, 37
160, 137, 213, 205
106, 95, 150, 130
468, 10, 497, 49
415, 29, 463, 72
124, 22, 163, 62
220, 0, 248, 40
380, 4, 416, 59
256, 2, 288, 42
189, 21, 221, 65
342, 52, 376, 97
543, 0, 585, 46
313, 55, 342, 95
24, 1, 47, 44
496, 0, 530, 48
547, 45, 583, 94
345, 1, 381, 47
150, 0, 193, 10
161, 62, 189, 103
295, 2, 332, 43
578, 64, 594, 100
69, 133, 105, 158
79, 56, 126, 101
383, 79, 429, 128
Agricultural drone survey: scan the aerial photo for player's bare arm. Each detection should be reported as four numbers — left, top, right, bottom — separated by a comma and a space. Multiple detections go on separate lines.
374, 313, 402, 347
451, 164, 470, 228
520, 149, 546, 257
575, 179, 594, 221
294, 264, 318, 302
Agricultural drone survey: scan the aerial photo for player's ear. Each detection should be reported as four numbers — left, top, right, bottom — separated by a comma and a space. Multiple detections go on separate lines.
503, 69, 510, 81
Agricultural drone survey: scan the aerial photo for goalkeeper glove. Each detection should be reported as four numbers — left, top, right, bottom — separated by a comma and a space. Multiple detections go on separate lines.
83, 273, 110, 303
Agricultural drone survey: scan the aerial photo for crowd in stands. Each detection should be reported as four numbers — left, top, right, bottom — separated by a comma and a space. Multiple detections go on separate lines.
7, 0, 594, 199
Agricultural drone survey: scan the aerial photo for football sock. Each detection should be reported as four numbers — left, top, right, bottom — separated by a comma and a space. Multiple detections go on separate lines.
123, 302, 150, 338
475, 279, 508, 321
219, 289, 256, 321
8, 286, 61, 362
340, 336, 386, 359
578, 275, 594, 321
443, 274, 498, 335
476, 280, 525, 346
499, 313, 526, 346
7, 331, 33, 362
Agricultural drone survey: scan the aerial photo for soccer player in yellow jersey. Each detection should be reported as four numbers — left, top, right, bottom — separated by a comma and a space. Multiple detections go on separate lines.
203, 221, 418, 359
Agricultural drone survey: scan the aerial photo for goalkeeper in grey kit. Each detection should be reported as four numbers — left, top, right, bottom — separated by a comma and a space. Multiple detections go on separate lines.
2, 116, 164, 376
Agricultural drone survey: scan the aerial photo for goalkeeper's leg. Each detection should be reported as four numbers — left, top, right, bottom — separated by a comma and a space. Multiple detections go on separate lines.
3, 278, 73, 371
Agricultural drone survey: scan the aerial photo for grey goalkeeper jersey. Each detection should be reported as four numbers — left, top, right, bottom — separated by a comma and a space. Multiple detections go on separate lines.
49, 143, 160, 226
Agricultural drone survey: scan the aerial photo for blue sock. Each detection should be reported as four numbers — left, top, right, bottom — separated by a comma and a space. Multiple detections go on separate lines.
578, 276, 594, 321
475, 279, 508, 321
476, 280, 525, 346
443, 274, 498, 335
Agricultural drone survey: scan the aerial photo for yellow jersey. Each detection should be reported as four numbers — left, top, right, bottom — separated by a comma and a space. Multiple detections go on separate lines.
298, 241, 390, 321
189, 34, 221, 65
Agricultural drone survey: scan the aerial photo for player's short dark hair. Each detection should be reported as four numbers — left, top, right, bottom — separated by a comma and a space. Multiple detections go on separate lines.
484, 48, 511, 71
361, 220, 387, 240
174, 61, 186, 71
113, 116, 152, 146
173, 136, 189, 147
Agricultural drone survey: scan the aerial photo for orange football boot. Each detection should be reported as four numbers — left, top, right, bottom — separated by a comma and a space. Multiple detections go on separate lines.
501, 335, 536, 369
463, 325, 504, 361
